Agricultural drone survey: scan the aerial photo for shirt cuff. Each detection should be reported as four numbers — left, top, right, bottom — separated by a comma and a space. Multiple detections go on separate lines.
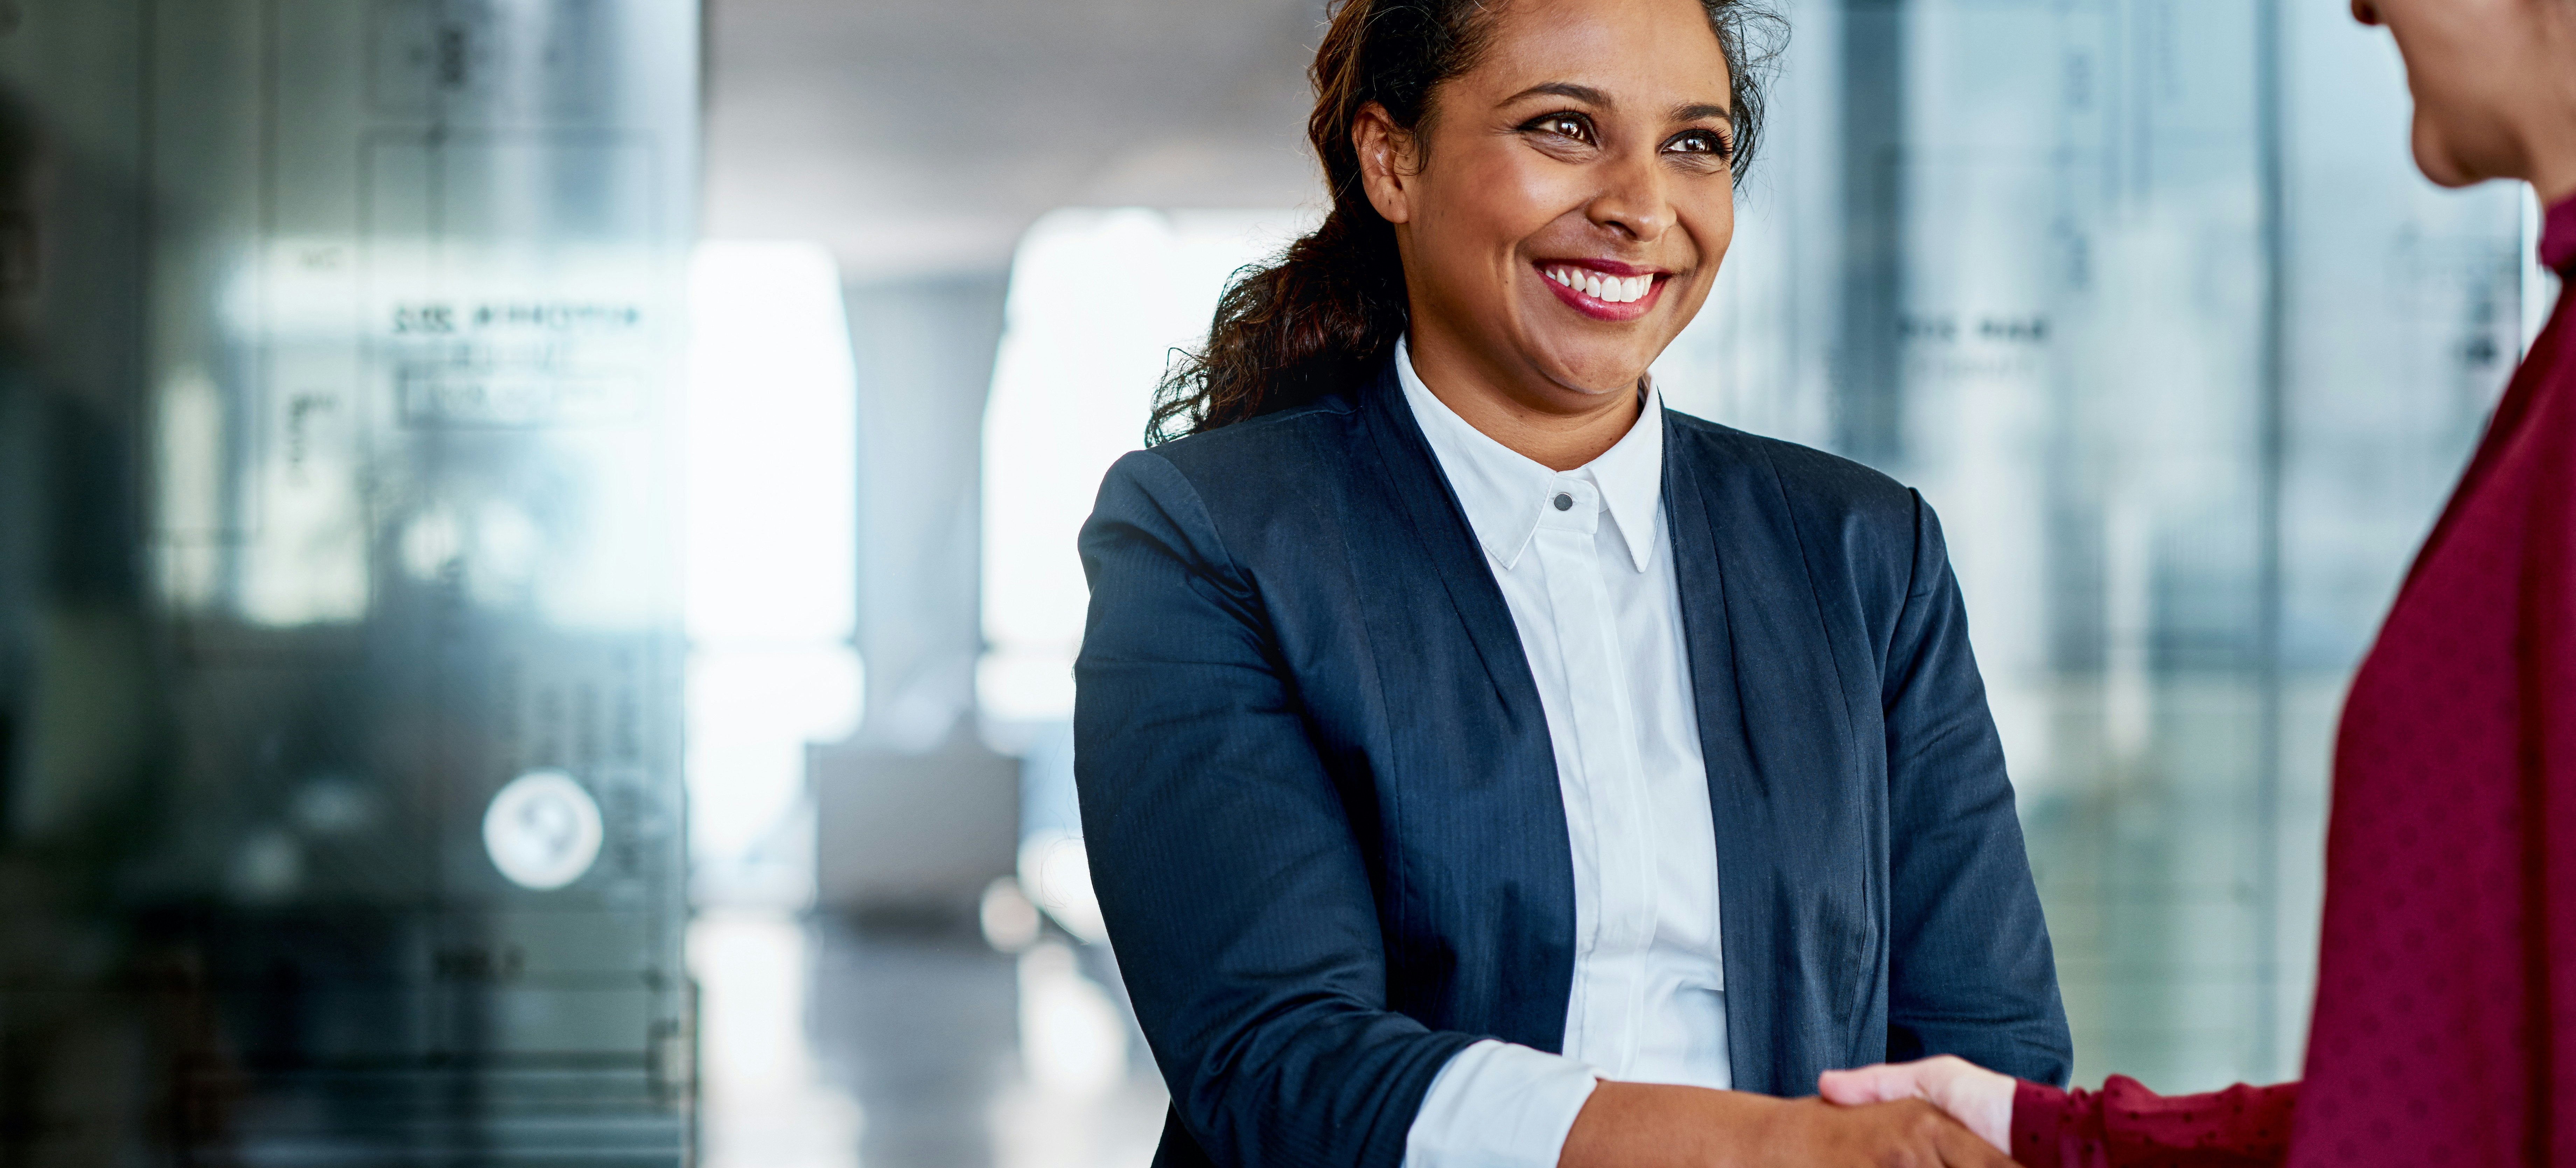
2011, 1078, 2074, 1168
1402, 1040, 1601, 1168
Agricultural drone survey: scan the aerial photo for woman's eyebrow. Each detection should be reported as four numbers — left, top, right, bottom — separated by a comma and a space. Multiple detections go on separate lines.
1499, 82, 1731, 127
1500, 81, 1610, 108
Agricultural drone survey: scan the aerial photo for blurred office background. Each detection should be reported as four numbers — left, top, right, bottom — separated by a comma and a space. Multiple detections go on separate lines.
0, 0, 2554, 1164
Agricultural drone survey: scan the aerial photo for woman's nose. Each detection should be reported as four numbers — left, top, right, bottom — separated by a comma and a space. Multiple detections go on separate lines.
1588, 153, 1673, 242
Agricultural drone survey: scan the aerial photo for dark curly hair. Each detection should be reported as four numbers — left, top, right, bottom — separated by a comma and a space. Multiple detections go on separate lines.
1145, 0, 1782, 445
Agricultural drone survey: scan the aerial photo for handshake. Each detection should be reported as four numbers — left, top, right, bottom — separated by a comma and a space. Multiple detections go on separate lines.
1814, 1055, 2018, 1161
1566, 1056, 2028, 1168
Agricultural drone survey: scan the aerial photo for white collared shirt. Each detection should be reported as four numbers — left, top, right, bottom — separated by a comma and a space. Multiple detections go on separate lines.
1395, 337, 1729, 1168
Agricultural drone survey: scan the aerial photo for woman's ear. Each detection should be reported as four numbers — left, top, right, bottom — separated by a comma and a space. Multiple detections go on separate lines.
1353, 103, 1417, 225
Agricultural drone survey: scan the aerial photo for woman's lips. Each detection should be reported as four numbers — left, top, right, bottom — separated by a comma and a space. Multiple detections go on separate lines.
1537, 262, 1666, 322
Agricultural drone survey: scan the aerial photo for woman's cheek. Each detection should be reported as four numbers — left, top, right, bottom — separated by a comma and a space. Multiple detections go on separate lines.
1479, 156, 1584, 235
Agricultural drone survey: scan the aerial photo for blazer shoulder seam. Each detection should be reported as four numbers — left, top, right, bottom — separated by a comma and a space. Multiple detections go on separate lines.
1144, 395, 1358, 460
1118, 448, 1255, 593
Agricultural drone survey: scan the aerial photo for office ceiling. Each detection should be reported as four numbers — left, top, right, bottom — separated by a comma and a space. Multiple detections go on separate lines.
705, 0, 1330, 283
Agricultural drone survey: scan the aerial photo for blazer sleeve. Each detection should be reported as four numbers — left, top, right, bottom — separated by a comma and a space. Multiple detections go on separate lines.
1878, 492, 2074, 1084
1073, 450, 1480, 1168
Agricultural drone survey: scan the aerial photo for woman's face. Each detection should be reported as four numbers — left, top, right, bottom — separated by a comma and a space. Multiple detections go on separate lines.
1359, 0, 1737, 408
2353, 0, 2576, 193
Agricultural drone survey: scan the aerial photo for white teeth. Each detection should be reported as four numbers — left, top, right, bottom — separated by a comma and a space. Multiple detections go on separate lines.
1545, 267, 1652, 303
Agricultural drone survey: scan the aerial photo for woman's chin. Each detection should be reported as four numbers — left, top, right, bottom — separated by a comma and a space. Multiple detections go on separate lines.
1509, 304, 1673, 400
1523, 345, 1659, 402
2408, 111, 2507, 189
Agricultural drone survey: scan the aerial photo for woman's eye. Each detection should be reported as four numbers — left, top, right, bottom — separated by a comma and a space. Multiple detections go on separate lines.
1664, 130, 1732, 158
1530, 114, 1592, 142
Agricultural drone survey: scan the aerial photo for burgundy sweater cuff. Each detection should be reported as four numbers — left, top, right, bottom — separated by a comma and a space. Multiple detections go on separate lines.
2012, 1079, 2076, 1168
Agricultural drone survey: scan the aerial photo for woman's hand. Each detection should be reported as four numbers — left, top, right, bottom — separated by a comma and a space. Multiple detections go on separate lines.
1816, 1056, 2016, 1154
1561, 1080, 2014, 1168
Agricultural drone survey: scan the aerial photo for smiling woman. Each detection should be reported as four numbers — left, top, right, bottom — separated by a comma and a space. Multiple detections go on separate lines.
1078, 2, 2071, 1168
1147, 0, 1768, 458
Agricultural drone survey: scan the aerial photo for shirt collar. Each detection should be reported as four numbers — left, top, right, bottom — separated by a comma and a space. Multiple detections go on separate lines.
1395, 335, 1664, 573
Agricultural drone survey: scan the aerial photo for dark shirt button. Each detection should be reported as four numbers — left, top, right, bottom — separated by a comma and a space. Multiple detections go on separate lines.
1553, 493, 1573, 511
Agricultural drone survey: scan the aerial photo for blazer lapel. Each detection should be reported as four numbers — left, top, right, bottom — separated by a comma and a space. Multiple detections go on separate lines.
1351, 361, 1577, 1050
1665, 416, 1864, 1095
1357, 363, 1553, 740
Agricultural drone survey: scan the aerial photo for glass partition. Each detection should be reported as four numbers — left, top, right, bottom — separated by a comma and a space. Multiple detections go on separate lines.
0, 1, 699, 1160
1658, 0, 2528, 1088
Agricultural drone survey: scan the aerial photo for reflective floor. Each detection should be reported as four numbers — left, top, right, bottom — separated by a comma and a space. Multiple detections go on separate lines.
693, 912, 1168, 1168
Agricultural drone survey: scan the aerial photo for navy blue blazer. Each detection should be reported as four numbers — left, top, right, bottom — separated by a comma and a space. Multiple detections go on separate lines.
1073, 358, 2070, 1168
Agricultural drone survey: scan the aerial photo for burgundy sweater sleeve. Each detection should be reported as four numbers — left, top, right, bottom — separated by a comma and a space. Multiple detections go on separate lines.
2010, 1077, 2299, 1168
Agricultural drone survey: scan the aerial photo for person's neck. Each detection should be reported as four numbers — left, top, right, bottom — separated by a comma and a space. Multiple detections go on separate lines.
2524, 91, 2576, 206
2532, 146, 2576, 210
1405, 326, 1642, 473
2520, 10, 2576, 207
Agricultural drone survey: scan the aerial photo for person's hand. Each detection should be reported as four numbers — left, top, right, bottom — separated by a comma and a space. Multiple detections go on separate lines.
1742, 1096, 2015, 1168
1816, 1056, 2016, 1155
1561, 1081, 2014, 1168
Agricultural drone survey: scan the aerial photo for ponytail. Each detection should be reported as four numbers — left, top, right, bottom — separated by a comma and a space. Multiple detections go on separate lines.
1147, 0, 1779, 445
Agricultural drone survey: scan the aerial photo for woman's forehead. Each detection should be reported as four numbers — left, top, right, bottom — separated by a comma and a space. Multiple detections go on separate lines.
1465, 0, 1734, 108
